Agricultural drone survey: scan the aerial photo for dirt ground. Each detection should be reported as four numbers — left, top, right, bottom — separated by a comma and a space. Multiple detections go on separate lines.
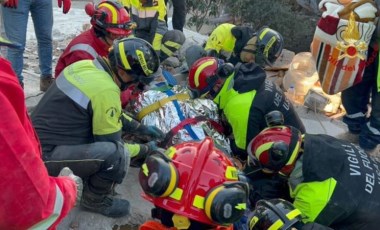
10, 2, 380, 229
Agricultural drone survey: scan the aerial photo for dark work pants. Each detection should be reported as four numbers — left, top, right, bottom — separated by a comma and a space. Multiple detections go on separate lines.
165, 0, 186, 31
342, 46, 380, 134
43, 142, 129, 194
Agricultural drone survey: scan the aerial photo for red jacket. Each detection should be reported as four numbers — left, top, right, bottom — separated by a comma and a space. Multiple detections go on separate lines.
0, 57, 76, 229
55, 28, 109, 77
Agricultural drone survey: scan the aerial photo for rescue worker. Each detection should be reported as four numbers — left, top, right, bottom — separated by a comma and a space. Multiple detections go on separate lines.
31, 37, 164, 218
340, 0, 380, 151
247, 199, 333, 230
0, 36, 80, 229
121, 0, 168, 53
138, 137, 249, 230
204, 24, 284, 66
164, 0, 186, 31
120, 29, 185, 109
1, 0, 70, 90
187, 57, 305, 161
55, 0, 134, 77
248, 112, 380, 229
159, 29, 186, 62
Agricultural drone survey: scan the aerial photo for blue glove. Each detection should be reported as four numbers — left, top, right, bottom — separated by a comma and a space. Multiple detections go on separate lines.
136, 125, 165, 140
144, 140, 158, 153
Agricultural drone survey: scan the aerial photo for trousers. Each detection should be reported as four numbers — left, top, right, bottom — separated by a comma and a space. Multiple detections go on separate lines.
2, 0, 53, 83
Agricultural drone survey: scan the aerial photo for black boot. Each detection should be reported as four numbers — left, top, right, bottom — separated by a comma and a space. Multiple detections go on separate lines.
81, 175, 130, 218
81, 186, 131, 218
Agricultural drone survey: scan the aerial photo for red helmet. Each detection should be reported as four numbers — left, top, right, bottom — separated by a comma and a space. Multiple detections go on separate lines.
187, 57, 234, 98
139, 137, 248, 228
247, 126, 302, 176
248, 199, 302, 230
87, 0, 134, 36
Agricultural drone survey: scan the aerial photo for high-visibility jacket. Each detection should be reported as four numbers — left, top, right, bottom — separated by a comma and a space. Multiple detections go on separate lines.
290, 134, 380, 229
214, 63, 305, 154
32, 58, 124, 147
205, 23, 236, 58
121, 0, 167, 51
204, 23, 253, 64
55, 28, 109, 78
0, 57, 76, 230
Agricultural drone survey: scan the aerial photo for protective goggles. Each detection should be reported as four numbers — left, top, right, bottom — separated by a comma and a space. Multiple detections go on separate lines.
105, 21, 137, 30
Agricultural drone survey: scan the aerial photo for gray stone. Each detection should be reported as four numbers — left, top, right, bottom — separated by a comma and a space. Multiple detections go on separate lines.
296, 0, 322, 14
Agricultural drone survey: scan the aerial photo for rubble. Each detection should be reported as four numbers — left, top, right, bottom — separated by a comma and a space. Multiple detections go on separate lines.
18, 3, 379, 230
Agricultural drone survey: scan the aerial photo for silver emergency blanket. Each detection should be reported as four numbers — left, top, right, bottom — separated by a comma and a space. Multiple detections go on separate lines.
131, 85, 231, 155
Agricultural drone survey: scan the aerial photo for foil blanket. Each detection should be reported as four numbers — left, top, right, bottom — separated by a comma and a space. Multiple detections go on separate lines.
131, 85, 232, 155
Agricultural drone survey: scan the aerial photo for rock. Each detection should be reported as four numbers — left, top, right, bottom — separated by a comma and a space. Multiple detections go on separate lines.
161, 56, 181, 68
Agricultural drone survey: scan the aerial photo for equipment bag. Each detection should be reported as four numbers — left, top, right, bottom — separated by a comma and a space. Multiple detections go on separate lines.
310, 0, 378, 95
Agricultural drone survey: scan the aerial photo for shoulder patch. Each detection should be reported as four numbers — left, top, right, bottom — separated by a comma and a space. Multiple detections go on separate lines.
106, 107, 118, 118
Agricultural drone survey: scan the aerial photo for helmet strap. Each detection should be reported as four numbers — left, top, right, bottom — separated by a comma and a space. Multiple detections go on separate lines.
102, 34, 113, 47
97, 56, 136, 90
116, 69, 138, 91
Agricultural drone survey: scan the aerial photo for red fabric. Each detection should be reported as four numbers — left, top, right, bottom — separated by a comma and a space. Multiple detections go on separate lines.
317, 15, 340, 35
0, 57, 76, 230
2, 0, 18, 8
57, 0, 71, 14
121, 85, 143, 109
55, 28, 109, 77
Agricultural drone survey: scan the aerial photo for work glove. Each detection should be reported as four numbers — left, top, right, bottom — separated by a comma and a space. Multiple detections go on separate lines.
130, 141, 159, 167
206, 49, 218, 58
135, 125, 165, 140
57, 0, 71, 14
59, 167, 83, 206
2, 0, 18, 8
84, 2, 95, 17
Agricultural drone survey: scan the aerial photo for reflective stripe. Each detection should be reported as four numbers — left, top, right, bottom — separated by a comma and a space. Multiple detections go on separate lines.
152, 32, 164, 51
165, 146, 176, 158
93, 58, 105, 70
249, 216, 259, 230
131, 7, 158, 18
286, 208, 302, 220
29, 185, 65, 230
160, 44, 174, 57
225, 166, 238, 180
345, 112, 366, 119
194, 60, 214, 87
169, 187, 183, 200
118, 41, 131, 70
259, 28, 270, 40
268, 219, 284, 230
56, 69, 91, 109
204, 186, 224, 219
99, 2, 118, 23
193, 195, 205, 209
69, 43, 99, 59
164, 41, 181, 49
255, 142, 274, 159
366, 122, 380, 135
162, 165, 178, 197
285, 140, 301, 166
